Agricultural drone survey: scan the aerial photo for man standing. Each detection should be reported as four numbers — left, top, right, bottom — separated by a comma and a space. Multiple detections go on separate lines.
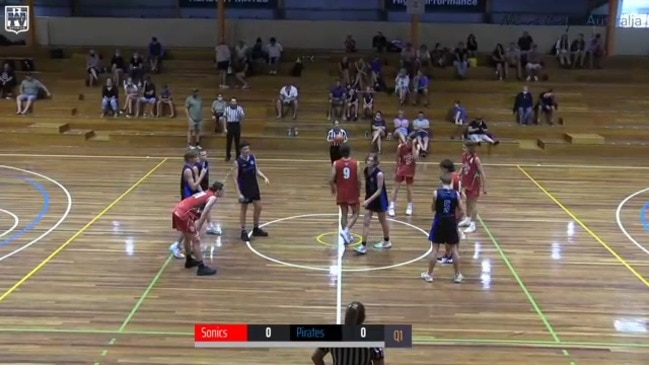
223, 97, 245, 162
185, 88, 203, 149
232, 142, 270, 242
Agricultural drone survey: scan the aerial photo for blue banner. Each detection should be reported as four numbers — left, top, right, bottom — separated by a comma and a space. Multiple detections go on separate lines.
385, 0, 487, 13
180, 0, 278, 8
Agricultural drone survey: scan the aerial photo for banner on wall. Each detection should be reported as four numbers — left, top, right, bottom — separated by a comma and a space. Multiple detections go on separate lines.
179, 0, 278, 8
385, 0, 486, 13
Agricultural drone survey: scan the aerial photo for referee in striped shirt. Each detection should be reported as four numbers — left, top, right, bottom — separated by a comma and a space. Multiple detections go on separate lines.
312, 302, 385, 365
223, 97, 245, 162
326, 120, 349, 163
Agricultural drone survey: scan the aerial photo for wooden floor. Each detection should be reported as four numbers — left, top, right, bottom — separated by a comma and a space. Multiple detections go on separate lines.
0, 146, 648, 364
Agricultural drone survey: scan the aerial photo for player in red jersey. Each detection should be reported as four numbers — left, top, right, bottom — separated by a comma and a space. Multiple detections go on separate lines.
388, 132, 419, 217
437, 159, 466, 264
171, 181, 224, 276
459, 141, 487, 233
329, 145, 361, 245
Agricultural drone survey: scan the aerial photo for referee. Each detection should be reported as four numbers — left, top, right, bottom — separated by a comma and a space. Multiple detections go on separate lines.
311, 302, 385, 365
223, 97, 245, 161
326, 120, 349, 163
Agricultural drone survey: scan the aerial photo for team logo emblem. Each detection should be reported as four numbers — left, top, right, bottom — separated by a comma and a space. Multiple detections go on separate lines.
5, 6, 29, 35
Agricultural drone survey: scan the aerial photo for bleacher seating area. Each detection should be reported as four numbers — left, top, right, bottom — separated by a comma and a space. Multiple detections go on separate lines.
1, 47, 649, 156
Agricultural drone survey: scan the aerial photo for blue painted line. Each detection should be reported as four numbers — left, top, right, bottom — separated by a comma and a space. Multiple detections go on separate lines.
0, 176, 50, 247
641, 201, 649, 233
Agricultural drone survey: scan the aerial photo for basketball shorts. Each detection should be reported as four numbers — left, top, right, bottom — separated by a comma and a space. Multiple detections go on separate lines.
337, 199, 360, 210
240, 189, 261, 204
172, 211, 198, 235
366, 195, 388, 213
428, 219, 459, 245
395, 174, 414, 185
465, 188, 480, 199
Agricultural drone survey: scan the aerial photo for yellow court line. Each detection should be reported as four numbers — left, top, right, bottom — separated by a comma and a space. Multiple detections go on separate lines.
517, 165, 649, 288
0, 158, 169, 302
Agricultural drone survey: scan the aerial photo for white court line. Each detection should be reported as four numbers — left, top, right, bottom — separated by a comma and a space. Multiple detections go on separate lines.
0, 209, 19, 239
1, 153, 649, 170
615, 187, 649, 256
0, 165, 72, 262
336, 207, 344, 325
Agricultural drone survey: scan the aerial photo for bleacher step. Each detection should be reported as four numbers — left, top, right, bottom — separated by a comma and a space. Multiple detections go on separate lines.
518, 139, 542, 150
29, 122, 70, 134
537, 138, 567, 149
565, 133, 605, 145
88, 132, 110, 142
63, 129, 95, 140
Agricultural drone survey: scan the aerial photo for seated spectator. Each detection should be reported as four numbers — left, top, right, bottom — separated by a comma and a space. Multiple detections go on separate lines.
505, 42, 522, 80
128, 51, 144, 84
587, 34, 602, 69
156, 83, 175, 118
353, 58, 369, 89
371, 111, 387, 153
234, 41, 249, 64
372, 31, 387, 53
536, 89, 557, 125
110, 49, 125, 85
148, 37, 163, 73
327, 120, 349, 163
400, 43, 416, 76
555, 34, 570, 67
492, 44, 507, 80
466, 117, 499, 145
466, 34, 478, 57
525, 44, 542, 82
123, 77, 139, 117
412, 111, 430, 157
416, 44, 431, 75
513, 86, 534, 125
250, 38, 266, 75
266, 37, 283, 75
344, 35, 357, 53
101, 78, 119, 117
362, 86, 374, 119
453, 42, 469, 79
211, 94, 226, 133
0, 63, 17, 99
232, 57, 249, 89
571, 34, 586, 68
392, 110, 409, 144
345, 86, 359, 121
276, 83, 298, 119
450, 100, 467, 125
327, 80, 346, 121
339, 56, 351, 85
431, 43, 447, 68
16, 72, 50, 115
215, 40, 231, 89
368, 57, 382, 86
86, 49, 101, 87
137, 76, 156, 117
412, 70, 429, 106
394, 68, 410, 106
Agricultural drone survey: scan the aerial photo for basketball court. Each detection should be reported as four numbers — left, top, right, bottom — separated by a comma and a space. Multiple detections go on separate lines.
0, 149, 648, 364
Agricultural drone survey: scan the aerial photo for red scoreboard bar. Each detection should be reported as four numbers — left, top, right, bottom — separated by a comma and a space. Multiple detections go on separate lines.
194, 324, 412, 348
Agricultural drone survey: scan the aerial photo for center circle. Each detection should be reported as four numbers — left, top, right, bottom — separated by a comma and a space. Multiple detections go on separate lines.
245, 213, 432, 272
315, 231, 362, 248
0, 208, 20, 239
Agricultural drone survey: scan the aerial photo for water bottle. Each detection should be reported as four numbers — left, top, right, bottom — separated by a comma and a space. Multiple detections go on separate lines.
287, 128, 293, 137
294, 128, 299, 136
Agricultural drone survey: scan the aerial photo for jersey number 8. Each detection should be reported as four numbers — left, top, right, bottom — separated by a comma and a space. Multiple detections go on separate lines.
342, 167, 351, 180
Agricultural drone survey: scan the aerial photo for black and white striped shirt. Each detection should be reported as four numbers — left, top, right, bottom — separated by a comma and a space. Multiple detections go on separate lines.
223, 105, 245, 123
318, 347, 384, 365
327, 128, 348, 145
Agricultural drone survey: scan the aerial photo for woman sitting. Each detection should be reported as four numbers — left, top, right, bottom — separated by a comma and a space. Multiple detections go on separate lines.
391, 110, 409, 144
371, 111, 387, 154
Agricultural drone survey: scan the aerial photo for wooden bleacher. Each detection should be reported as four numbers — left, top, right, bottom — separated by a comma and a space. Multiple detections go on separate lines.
1, 46, 649, 156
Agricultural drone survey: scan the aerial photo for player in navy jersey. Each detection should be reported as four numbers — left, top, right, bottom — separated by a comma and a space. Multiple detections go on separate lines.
195, 149, 220, 236
421, 174, 464, 283
355, 153, 391, 255
232, 141, 270, 241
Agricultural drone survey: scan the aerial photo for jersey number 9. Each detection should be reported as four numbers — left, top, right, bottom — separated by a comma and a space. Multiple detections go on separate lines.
342, 167, 351, 180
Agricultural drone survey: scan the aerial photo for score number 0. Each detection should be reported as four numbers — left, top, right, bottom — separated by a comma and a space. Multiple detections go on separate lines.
265, 327, 272, 338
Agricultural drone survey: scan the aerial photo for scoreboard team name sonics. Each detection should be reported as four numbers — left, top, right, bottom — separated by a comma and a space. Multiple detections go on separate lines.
194, 324, 413, 348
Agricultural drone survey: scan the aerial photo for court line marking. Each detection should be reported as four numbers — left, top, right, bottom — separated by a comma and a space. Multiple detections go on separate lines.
615, 187, 649, 256
315, 231, 362, 247
0, 175, 49, 247
0, 209, 19, 239
0, 158, 168, 303
0, 153, 648, 170
642, 202, 649, 232
518, 165, 649, 288
0, 166, 72, 262
335, 207, 344, 325
244, 213, 432, 272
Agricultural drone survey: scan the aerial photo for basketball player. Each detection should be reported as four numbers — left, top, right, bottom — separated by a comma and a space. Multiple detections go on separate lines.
459, 141, 486, 233
420, 174, 464, 283
437, 159, 466, 264
329, 145, 361, 245
171, 181, 224, 276
196, 149, 221, 236
170, 150, 207, 259
232, 141, 270, 242
355, 153, 391, 255
388, 133, 419, 217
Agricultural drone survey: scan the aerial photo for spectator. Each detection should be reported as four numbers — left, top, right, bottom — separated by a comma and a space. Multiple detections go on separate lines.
394, 68, 410, 106
339, 56, 351, 85
148, 36, 163, 73
370, 111, 387, 153
453, 42, 469, 79
372, 31, 387, 53
505, 42, 522, 80
345, 86, 359, 121
344, 35, 357, 53
137, 76, 156, 117
86, 49, 100, 87
215, 40, 231, 89
276, 83, 298, 119
223, 97, 245, 161
536, 89, 557, 125
250, 38, 266, 75
232, 57, 249, 89
412, 70, 429, 106
234, 41, 249, 64
555, 34, 570, 67
492, 44, 507, 80
0, 63, 16, 99
571, 34, 586, 68
431, 43, 447, 68
156, 83, 175, 118
412, 111, 430, 157
123, 77, 139, 117
400, 43, 416, 76
587, 34, 602, 69
513, 86, 534, 125
327, 120, 349, 163
525, 44, 542, 82
110, 49, 125, 85
15, 72, 50, 115
327, 80, 346, 121
517, 31, 534, 58
101, 78, 118, 117
466, 34, 478, 57
353, 58, 369, 89
450, 100, 467, 125
362, 86, 374, 119
392, 110, 409, 144
266, 37, 283, 75
184, 88, 203, 149
211, 94, 226, 133
416, 44, 431, 75
128, 51, 144, 84
466, 117, 499, 145
368, 57, 382, 86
